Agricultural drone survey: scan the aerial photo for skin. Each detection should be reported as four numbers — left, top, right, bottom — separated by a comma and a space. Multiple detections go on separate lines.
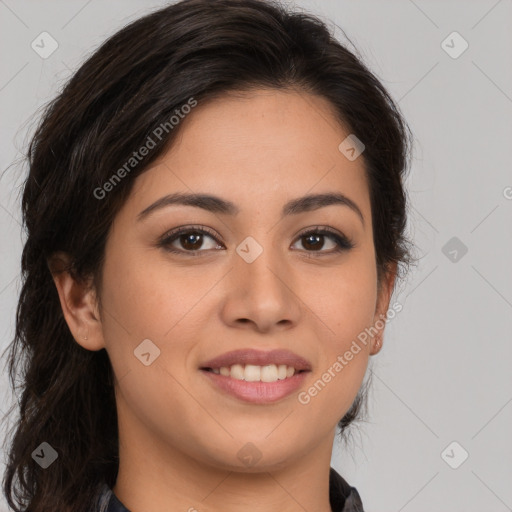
52, 88, 395, 512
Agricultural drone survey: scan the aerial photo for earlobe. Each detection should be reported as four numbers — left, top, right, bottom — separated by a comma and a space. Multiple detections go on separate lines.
371, 336, 382, 355
48, 252, 105, 352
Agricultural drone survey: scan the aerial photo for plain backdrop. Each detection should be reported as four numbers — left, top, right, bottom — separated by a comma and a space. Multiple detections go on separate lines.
0, 1, 511, 511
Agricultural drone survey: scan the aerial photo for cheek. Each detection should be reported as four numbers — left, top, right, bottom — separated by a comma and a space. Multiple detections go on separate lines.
302, 252, 378, 351
99, 254, 217, 443
99, 248, 223, 383
293, 255, 377, 417
100, 248, 196, 337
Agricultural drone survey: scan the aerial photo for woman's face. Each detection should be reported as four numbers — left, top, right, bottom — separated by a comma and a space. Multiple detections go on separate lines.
84, 88, 394, 471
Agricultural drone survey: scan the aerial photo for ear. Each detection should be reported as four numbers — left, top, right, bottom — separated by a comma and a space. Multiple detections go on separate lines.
370, 262, 397, 356
48, 252, 105, 351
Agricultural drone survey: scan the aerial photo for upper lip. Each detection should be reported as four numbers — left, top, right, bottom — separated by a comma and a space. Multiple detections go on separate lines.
200, 349, 312, 371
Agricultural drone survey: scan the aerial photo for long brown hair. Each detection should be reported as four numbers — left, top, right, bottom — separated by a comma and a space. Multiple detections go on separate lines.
1, 1, 413, 510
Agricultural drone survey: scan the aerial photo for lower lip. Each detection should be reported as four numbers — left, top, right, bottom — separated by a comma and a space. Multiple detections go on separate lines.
200, 369, 309, 404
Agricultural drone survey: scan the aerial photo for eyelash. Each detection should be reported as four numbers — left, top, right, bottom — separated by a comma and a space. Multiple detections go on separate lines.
157, 224, 355, 256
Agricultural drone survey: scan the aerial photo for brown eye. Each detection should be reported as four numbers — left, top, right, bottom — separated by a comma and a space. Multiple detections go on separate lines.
179, 232, 205, 251
159, 226, 224, 255
292, 227, 354, 254
301, 233, 332, 251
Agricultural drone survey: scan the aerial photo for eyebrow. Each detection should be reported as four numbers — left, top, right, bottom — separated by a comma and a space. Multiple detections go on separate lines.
137, 191, 364, 225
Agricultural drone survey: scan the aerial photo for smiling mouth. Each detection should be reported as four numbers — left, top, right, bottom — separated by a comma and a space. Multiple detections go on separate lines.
201, 364, 309, 383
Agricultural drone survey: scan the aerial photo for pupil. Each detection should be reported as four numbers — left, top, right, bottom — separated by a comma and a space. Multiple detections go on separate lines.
304, 234, 322, 250
182, 233, 202, 250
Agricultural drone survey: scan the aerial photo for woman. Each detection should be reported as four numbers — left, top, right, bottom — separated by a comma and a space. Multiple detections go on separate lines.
1, 0, 413, 510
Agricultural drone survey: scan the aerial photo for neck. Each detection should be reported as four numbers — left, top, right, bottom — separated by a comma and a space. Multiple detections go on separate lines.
112, 409, 336, 512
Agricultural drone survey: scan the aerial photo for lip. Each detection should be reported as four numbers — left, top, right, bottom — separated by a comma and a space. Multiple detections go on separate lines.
200, 369, 309, 404
200, 348, 312, 371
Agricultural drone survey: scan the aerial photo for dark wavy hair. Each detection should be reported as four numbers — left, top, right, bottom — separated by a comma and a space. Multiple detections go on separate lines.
1, 0, 414, 510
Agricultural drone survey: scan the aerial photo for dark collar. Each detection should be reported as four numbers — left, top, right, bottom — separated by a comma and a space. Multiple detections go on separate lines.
101, 467, 364, 512
329, 467, 365, 511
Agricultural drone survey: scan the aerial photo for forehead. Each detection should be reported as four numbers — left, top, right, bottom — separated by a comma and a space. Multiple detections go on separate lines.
127, 88, 371, 220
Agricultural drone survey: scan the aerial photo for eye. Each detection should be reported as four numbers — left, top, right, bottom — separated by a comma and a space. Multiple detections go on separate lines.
158, 225, 224, 255
158, 225, 354, 256
291, 226, 354, 254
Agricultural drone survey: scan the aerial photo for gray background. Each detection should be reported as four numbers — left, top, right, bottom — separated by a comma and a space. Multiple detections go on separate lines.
1, 1, 511, 511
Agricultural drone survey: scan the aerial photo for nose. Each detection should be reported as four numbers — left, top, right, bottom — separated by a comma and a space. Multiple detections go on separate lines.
219, 241, 302, 334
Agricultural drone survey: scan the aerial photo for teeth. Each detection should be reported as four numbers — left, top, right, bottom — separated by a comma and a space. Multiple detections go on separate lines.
231, 364, 245, 380
211, 364, 298, 382
244, 364, 261, 382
